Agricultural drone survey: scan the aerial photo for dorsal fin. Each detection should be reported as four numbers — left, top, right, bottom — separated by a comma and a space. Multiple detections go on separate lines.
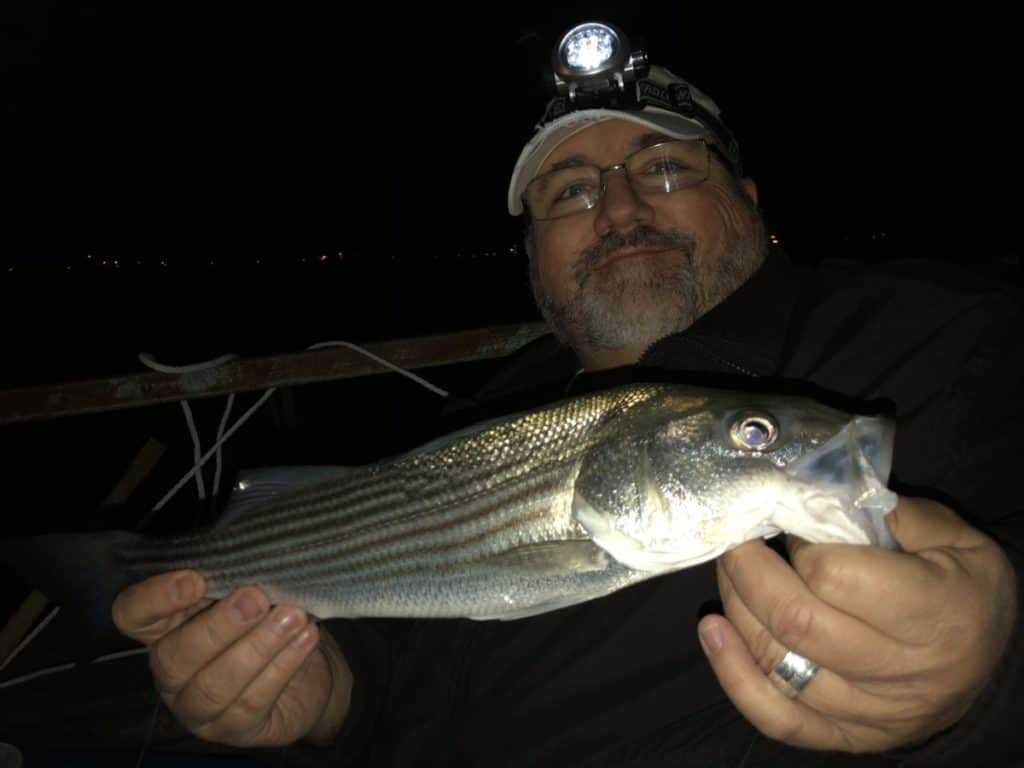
218, 465, 358, 528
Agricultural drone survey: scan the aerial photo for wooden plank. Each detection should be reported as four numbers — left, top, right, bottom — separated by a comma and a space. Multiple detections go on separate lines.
0, 590, 51, 670
99, 438, 167, 508
0, 322, 549, 425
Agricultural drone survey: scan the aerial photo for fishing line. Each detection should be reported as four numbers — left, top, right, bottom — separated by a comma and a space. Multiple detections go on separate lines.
0, 605, 61, 675
134, 690, 162, 768
141, 340, 449, 524
138, 353, 242, 506
141, 387, 279, 525
137, 352, 239, 374
0, 662, 76, 690
304, 341, 450, 397
181, 400, 207, 502
0, 648, 148, 690
213, 393, 236, 499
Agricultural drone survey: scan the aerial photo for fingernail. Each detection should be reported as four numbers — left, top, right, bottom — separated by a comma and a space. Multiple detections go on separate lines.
231, 593, 264, 623
699, 621, 724, 656
268, 607, 301, 637
291, 626, 316, 650
173, 575, 195, 604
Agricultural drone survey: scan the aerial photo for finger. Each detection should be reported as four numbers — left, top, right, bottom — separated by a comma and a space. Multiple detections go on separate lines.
150, 587, 270, 699
718, 541, 906, 680
784, 537, 949, 637
716, 561, 918, 726
197, 623, 325, 746
112, 570, 210, 643
885, 497, 989, 553
174, 605, 311, 732
697, 614, 849, 751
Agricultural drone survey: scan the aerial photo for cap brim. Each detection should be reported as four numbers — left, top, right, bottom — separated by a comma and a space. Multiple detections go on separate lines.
507, 107, 711, 216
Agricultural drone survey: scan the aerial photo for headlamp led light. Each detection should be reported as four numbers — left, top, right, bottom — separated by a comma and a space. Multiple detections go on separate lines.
552, 22, 649, 108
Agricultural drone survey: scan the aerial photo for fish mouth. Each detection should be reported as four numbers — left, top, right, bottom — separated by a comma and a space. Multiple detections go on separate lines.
785, 416, 899, 548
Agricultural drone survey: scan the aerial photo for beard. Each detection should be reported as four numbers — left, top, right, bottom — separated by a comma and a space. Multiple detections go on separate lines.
530, 201, 768, 355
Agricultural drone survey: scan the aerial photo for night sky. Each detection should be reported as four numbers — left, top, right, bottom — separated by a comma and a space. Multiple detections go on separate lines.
2, 3, 1021, 378
5, 3, 1021, 264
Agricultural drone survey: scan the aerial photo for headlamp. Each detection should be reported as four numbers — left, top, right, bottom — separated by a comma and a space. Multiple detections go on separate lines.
542, 21, 742, 176
508, 21, 746, 215
551, 22, 649, 108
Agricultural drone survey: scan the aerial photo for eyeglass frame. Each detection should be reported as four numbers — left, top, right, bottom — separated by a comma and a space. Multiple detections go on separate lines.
522, 138, 726, 222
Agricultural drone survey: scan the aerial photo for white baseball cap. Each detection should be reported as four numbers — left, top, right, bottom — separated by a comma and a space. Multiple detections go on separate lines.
507, 66, 738, 216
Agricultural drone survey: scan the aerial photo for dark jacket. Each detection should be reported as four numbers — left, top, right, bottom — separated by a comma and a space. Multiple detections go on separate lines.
306, 249, 1023, 767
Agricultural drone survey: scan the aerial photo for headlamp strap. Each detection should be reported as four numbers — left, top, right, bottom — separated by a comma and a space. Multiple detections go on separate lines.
536, 77, 743, 175
637, 79, 742, 173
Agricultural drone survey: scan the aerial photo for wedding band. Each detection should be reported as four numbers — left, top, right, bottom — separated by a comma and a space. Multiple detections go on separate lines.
768, 650, 820, 698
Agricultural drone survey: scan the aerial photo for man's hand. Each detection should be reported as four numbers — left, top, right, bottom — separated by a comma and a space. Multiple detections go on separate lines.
697, 496, 1018, 752
112, 571, 352, 748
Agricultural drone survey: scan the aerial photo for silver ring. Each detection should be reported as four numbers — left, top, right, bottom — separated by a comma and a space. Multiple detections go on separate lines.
768, 650, 820, 698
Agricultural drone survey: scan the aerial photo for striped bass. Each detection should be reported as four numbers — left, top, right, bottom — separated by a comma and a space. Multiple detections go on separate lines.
4, 382, 898, 631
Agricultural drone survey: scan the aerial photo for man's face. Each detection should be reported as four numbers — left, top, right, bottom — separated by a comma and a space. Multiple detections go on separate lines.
526, 119, 767, 369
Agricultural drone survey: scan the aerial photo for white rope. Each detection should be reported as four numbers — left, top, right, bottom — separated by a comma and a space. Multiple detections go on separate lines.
306, 341, 449, 397
213, 392, 236, 497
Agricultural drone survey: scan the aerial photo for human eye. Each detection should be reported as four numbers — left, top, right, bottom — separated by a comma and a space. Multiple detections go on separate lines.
555, 179, 598, 200
643, 157, 692, 175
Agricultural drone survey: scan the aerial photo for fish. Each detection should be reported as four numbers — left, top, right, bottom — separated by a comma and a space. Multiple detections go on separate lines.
3, 382, 898, 639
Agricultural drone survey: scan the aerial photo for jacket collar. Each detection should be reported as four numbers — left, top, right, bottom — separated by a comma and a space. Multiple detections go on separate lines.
566, 247, 805, 396
639, 246, 803, 376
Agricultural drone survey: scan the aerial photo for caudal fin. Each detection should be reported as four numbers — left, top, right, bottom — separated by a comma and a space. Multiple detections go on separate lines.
0, 530, 145, 662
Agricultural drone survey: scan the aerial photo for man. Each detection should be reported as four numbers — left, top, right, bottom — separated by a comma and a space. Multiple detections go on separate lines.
112, 28, 1023, 766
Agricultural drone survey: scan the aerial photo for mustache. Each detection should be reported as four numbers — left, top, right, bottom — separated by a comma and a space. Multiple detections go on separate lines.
575, 226, 697, 277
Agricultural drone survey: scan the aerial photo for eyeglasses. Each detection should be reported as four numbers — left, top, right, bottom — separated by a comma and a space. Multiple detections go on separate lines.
523, 139, 713, 221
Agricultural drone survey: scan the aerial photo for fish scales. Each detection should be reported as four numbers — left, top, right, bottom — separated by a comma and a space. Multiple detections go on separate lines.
119, 387, 665, 617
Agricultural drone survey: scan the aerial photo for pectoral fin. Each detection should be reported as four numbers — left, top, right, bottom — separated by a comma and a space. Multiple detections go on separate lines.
478, 540, 610, 577
465, 540, 614, 621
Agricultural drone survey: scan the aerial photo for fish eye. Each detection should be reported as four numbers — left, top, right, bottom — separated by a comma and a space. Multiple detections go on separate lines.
730, 414, 779, 451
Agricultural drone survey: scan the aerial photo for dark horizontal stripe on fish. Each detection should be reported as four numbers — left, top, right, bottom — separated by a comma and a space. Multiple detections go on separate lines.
123, 464, 549, 571
205, 503, 579, 589
126, 485, 408, 562
161, 392, 622, 555
141, 432, 589, 561
126, 464, 574, 580
216, 473, 571, 578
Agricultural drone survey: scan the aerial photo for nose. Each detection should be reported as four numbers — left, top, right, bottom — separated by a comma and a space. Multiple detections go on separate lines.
593, 168, 655, 237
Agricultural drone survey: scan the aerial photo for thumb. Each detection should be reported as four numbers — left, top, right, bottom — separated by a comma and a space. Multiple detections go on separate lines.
885, 496, 987, 553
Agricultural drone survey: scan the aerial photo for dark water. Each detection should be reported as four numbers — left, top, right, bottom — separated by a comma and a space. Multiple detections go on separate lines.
2, 255, 539, 389
4, 231, 1018, 389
